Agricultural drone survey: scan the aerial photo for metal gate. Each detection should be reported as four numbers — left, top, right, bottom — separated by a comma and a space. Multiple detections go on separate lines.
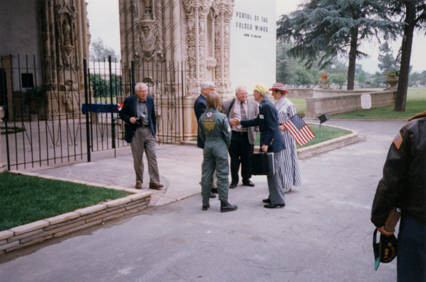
0, 55, 186, 170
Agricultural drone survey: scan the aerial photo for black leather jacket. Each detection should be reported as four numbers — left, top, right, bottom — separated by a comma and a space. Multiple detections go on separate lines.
371, 112, 426, 226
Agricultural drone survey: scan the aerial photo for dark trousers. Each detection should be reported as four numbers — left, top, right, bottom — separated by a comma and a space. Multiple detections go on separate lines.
229, 131, 253, 184
397, 215, 426, 282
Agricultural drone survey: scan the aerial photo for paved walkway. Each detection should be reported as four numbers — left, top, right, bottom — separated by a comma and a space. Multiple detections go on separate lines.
0, 120, 406, 281
32, 143, 205, 206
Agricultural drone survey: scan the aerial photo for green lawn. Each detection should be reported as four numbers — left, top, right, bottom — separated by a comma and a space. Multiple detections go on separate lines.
290, 98, 306, 117
255, 123, 351, 148
331, 88, 426, 119
0, 172, 129, 231
297, 124, 351, 148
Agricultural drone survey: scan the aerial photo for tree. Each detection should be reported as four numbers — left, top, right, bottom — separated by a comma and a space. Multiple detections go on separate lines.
90, 38, 119, 61
277, 0, 399, 90
89, 74, 122, 98
377, 42, 400, 73
330, 73, 346, 89
380, 0, 425, 111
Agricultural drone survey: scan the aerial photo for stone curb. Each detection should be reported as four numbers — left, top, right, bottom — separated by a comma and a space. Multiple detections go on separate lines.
182, 124, 361, 160
297, 123, 362, 160
0, 174, 152, 256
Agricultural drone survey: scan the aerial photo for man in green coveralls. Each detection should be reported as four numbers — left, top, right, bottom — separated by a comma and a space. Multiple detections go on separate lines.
198, 93, 238, 212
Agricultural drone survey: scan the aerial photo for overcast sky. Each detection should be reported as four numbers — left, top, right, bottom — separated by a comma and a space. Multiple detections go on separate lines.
87, 0, 426, 73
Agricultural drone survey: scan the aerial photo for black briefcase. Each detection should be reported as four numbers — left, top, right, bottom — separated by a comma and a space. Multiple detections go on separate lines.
250, 152, 274, 176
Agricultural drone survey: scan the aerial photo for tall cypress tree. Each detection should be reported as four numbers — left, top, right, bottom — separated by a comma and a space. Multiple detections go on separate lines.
277, 0, 399, 90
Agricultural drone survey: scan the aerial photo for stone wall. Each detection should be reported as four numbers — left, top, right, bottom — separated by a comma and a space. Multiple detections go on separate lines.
0, 0, 90, 119
0, 0, 43, 91
304, 89, 396, 118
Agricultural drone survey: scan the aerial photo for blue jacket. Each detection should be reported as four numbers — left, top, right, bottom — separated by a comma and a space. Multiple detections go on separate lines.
240, 98, 285, 153
119, 95, 157, 143
194, 94, 207, 148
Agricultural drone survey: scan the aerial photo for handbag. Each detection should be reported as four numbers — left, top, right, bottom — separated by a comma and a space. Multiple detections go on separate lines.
250, 152, 274, 176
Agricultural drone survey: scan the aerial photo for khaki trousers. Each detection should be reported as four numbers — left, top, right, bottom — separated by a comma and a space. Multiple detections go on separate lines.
131, 127, 160, 185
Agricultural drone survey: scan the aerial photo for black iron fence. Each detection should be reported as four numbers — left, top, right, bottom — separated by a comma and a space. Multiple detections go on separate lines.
0, 55, 186, 170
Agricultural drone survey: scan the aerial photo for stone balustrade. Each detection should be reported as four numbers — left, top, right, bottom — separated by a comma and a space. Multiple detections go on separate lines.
288, 88, 396, 118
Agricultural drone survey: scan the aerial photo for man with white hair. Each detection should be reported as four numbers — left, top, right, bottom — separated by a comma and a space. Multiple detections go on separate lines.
119, 82, 163, 190
194, 81, 218, 197
222, 86, 259, 188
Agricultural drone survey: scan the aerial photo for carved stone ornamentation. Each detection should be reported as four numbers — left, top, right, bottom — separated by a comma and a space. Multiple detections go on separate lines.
40, 0, 89, 118
135, 21, 161, 61
142, 0, 154, 19
55, 1, 77, 67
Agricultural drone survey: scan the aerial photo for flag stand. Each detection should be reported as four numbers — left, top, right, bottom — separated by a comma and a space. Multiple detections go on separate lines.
318, 113, 329, 139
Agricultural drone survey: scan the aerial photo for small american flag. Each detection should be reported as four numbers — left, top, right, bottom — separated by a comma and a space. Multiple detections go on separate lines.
283, 114, 316, 146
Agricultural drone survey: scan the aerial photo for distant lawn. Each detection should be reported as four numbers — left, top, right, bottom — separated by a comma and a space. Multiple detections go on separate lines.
0, 172, 129, 231
290, 98, 306, 117
331, 88, 426, 120
255, 123, 351, 148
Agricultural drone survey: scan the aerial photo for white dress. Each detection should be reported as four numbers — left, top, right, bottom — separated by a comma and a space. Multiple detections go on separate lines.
274, 97, 302, 192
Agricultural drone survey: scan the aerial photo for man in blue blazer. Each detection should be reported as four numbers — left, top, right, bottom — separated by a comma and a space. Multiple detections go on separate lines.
119, 82, 163, 190
230, 85, 286, 208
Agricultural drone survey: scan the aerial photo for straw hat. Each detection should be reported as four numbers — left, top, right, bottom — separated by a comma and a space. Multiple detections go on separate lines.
269, 82, 288, 94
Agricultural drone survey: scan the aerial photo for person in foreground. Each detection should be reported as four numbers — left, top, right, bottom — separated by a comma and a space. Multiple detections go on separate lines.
371, 111, 426, 282
119, 82, 164, 190
198, 93, 237, 212
230, 84, 286, 209
271, 82, 301, 193
194, 81, 218, 197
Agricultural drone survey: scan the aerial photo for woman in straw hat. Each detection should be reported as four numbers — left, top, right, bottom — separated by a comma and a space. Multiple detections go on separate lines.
270, 82, 301, 193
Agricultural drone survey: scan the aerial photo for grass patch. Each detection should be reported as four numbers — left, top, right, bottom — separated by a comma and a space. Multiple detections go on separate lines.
255, 123, 351, 148
289, 98, 306, 117
297, 124, 351, 148
0, 172, 129, 231
331, 88, 426, 120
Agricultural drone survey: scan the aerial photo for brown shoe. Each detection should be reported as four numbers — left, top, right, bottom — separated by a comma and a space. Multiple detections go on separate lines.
135, 182, 142, 189
149, 182, 164, 190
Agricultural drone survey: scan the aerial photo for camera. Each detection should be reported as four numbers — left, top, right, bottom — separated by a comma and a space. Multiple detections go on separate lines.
135, 117, 144, 126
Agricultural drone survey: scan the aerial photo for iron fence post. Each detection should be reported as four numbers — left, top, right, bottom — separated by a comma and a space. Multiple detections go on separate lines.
0, 67, 11, 170
83, 58, 91, 162
108, 56, 116, 149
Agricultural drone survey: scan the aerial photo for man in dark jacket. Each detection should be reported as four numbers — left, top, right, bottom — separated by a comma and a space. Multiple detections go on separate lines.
371, 111, 426, 282
119, 82, 163, 190
194, 82, 215, 148
230, 85, 286, 208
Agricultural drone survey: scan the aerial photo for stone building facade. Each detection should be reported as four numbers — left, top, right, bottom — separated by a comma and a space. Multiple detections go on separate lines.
0, 0, 90, 119
119, 0, 235, 140
120, 0, 234, 97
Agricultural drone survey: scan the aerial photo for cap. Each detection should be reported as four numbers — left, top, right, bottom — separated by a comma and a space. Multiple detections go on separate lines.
373, 228, 397, 270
